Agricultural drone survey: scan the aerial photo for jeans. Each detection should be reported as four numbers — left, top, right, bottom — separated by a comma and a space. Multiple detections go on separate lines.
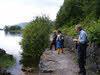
78, 44, 86, 75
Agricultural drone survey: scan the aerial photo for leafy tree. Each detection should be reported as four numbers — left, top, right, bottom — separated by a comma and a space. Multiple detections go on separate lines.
4, 26, 10, 31
9, 25, 21, 31
55, 0, 83, 28
96, 0, 100, 19
55, 0, 99, 28
4, 25, 21, 31
88, 20, 100, 45
20, 16, 50, 67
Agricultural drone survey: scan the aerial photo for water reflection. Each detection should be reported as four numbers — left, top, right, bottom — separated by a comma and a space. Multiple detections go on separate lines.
4, 31, 22, 37
0, 30, 22, 75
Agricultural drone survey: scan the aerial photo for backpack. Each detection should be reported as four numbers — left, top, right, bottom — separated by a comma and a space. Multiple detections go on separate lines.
58, 35, 64, 43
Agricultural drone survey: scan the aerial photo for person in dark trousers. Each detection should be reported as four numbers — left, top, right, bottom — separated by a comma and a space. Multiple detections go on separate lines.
56, 30, 64, 54
73, 24, 87, 75
50, 31, 57, 50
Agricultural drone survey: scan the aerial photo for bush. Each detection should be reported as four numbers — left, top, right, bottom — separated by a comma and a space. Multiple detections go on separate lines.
0, 54, 15, 69
88, 20, 100, 45
20, 16, 50, 67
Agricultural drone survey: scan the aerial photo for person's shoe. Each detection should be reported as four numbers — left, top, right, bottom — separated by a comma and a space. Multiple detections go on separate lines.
58, 53, 60, 55
78, 71, 82, 75
78, 73, 85, 75
78, 72, 86, 75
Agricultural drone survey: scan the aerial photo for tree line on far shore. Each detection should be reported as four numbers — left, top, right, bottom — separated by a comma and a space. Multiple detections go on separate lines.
4, 25, 21, 32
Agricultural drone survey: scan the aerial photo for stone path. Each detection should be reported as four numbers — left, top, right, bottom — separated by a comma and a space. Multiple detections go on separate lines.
54, 49, 79, 75
39, 48, 79, 75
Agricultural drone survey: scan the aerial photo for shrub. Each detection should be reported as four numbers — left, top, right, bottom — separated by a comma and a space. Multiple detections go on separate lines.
20, 16, 50, 67
88, 20, 100, 45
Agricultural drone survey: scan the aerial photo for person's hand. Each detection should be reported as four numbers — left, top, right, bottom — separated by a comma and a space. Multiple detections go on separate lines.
73, 39, 77, 42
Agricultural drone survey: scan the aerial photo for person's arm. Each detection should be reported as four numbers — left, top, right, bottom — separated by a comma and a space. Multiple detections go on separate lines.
73, 39, 80, 42
56, 35, 58, 42
73, 32, 87, 44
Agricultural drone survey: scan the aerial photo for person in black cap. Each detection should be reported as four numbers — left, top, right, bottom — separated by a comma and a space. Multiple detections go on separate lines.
50, 31, 57, 50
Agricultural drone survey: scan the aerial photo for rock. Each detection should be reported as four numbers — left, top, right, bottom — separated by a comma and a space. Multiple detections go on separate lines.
64, 36, 100, 75
0, 48, 13, 75
0, 48, 6, 56
22, 67, 34, 73
40, 35, 100, 74
39, 49, 57, 73
0, 69, 11, 75
39, 48, 79, 73
86, 43, 100, 74
64, 36, 76, 51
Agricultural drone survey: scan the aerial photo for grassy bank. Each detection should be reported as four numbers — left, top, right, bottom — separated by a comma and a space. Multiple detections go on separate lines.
0, 54, 15, 69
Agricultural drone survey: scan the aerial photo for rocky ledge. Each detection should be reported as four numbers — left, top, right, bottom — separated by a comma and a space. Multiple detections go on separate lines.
39, 48, 79, 75
0, 68, 11, 75
39, 35, 100, 75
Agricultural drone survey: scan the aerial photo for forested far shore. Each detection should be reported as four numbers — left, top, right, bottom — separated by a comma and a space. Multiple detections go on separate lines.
4, 25, 22, 32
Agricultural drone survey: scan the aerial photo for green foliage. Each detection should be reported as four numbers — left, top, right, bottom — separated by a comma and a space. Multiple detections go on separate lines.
0, 55, 15, 69
88, 20, 100, 45
4, 25, 21, 32
9, 25, 21, 31
55, 0, 100, 29
20, 16, 50, 67
59, 25, 78, 38
55, 0, 100, 44
4, 26, 10, 31
54, 0, 100, 74
59, 18, 100, 45
55, 0, 83, 28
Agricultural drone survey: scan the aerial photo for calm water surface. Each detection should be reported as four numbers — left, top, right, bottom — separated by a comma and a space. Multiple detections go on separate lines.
0, 30, 23, 75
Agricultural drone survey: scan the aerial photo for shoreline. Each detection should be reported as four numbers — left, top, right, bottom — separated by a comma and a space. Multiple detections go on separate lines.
0, 48, 15, 75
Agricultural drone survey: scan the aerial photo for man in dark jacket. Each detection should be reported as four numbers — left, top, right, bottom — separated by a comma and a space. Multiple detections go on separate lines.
73, 24, 87, 75
50, 31, 57, 50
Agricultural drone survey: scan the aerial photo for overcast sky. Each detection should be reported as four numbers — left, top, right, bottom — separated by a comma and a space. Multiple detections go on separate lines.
0, 0, 64, 28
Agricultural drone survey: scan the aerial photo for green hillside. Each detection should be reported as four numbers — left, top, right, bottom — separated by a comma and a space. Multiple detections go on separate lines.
54, 0, 100, 45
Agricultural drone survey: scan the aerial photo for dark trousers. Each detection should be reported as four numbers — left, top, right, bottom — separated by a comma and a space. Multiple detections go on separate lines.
50, 42, 56, 50
78, 44, 86, 75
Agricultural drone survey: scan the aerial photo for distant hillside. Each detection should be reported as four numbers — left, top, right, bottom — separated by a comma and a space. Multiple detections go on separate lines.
0, 28, 3, 30
15, 22, 28, 28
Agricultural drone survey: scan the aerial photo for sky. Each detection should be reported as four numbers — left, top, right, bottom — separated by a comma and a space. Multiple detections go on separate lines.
0, 0, 64, 28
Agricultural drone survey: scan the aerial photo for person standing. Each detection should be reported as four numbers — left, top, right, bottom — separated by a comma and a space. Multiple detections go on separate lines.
73, 24, 88, 75
56, 30, 64, 54
50, 31, 57, 50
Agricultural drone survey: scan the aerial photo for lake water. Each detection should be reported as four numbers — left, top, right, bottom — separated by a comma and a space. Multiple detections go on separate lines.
0, 30, 23, 75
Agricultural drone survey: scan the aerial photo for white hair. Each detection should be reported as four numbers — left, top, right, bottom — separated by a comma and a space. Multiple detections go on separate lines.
75, 24, 82, 31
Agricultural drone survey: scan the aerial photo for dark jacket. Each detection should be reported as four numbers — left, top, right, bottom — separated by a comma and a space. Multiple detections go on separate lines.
52, 34, 57, 43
